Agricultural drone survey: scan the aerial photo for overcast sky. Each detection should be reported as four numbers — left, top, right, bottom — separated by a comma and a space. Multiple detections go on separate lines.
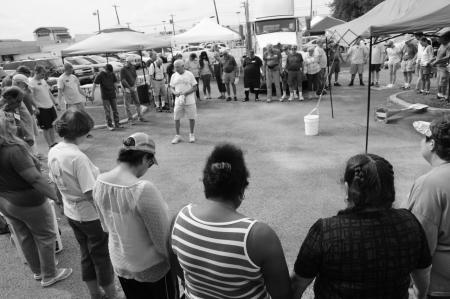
0, 0, 331, 41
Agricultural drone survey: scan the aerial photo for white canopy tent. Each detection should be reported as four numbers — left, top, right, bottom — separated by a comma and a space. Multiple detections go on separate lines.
62, 27, 171, 56
172, 18, 241, 44
325, 0, 450, 152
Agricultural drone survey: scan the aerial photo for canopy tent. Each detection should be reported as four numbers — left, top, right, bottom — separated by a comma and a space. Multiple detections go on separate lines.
325, 0, 450, 152
309, 16, 345, 35
61, 27, 170, 56
172, 18, 241, 44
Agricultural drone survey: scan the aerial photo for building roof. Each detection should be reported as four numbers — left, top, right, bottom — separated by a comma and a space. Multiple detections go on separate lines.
33, 27, 69, 33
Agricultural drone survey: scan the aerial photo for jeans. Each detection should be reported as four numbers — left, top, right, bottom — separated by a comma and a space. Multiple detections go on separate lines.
213, 64, 226, 93
307, 73, 320, 93
118, 270, 177, 299
102, 98, 120, 127
0, 198, 56, 279
67, 218, 114, 286
201, 74, 212, 95
124, 90, 141, 120
266, 68, 281, 98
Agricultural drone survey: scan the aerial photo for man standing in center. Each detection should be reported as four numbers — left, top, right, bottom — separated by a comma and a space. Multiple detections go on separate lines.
286, 46, 304, 101
120, 56, 145, 124
170, 60, 198, 144
57, 63, 88, 110
264, 44, 282, 102
347, 38, 368, 86
149, 57, 168, 112
221, 50, 239, 101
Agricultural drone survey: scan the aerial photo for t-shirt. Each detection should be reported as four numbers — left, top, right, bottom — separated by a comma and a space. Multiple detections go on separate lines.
347, 45, 368, 65
48, 142, 100, 222
403, 163, 450, 296
264, 51, 281, 70
184, 60, 200, 77
57, 73, 84, 105
0, 144, 46, 207
221, 55, 237, 73
243, 56, 263, 77
286, 53, 304, 71
314, 46, 327, 68
371, 44, 385, 64
199, 60, 212, 76
94, 71, 117, 100
170, 70, 197, 106
295, 209, 432, 299
386, 46, 402, 64
29, 78, 54, 109
149, 63, 166, 80
120, 65, 137, 88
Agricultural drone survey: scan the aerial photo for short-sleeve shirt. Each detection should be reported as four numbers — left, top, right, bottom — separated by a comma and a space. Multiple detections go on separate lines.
221, 55, 237, 73
199, 60, 212, 76
120, 65, 137, 88
48, 141, 100, 222
314, 46, 327, 68
243, 56, 263, 77
0, 144, 46, 207
286, 53, 304, 71
149, 63, 166, 80
94, 71, 117, 100
294, 209, 431, 299
169, 70, 197, 106
57, 73, 84, 105
264, 51, 281, 69
184, 60, 200, 77
403, 163, 450, 296
29, 78, 54, 109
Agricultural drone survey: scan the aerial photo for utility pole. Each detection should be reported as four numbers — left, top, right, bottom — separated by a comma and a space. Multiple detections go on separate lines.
112, 4, 121, 24
170, 14, 176, 35
126, 22, 131, 28
162, 21, 167, 35
92, 9, 101, 32
212, 0, 220, 24
310, 0, 313, 19
243, 0, 251, 50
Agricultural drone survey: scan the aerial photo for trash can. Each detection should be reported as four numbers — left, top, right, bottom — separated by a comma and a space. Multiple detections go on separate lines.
137, 84, 150, 104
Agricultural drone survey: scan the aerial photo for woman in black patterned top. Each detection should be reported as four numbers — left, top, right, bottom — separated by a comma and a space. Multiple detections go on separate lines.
292, 154, 432, 299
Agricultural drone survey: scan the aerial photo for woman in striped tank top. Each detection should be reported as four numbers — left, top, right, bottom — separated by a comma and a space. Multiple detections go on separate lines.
171, 143, 291, 299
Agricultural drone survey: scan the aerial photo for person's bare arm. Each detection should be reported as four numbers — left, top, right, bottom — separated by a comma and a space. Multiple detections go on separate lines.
411, 266, 431, 299
19, 167, 58, 201
76, 81, 87, 97
291, 273, 314, 298
247, 222, 292, 299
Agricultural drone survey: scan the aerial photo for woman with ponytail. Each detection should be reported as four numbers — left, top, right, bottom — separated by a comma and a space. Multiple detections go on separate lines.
292, 154, 432, 299
171, 143, 291, 299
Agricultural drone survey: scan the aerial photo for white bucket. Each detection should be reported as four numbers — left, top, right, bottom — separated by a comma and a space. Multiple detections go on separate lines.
304, 114, 319, 136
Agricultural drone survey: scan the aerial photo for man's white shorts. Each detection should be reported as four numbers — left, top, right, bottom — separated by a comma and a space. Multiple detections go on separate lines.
174, 104, 197, 121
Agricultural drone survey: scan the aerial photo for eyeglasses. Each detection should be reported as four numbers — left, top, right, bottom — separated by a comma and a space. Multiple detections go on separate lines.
147, 159, 155, 168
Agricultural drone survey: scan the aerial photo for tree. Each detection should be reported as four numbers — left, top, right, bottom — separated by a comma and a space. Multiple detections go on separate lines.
329, 0, 384, 22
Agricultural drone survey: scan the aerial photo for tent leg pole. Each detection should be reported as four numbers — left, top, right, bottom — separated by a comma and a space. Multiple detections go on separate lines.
326, 37, 334, 118
365, 36, 373, 154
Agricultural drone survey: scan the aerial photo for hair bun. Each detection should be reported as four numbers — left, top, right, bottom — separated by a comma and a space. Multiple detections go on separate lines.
211, 162, 232, 173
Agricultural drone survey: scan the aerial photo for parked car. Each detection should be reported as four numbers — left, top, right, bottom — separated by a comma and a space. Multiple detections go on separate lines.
181, 46, 213, 60
63, 57, 96, 84
83, 55, 123, 73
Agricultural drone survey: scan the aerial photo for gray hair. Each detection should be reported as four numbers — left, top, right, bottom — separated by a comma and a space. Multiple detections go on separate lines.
174, 59, 184, 67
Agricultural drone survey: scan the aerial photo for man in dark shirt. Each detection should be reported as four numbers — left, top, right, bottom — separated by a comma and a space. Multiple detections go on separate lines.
221, 51, 238, 101
93, 64, 123, 131
242, 50, 263, 102
120, 57, 144, 124
286, 46, 304, 101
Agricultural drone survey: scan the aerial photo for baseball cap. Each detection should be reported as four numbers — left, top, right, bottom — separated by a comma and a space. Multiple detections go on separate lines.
122, 132, 158, 165
413, 117, 450, 146
12, 74, 29, 86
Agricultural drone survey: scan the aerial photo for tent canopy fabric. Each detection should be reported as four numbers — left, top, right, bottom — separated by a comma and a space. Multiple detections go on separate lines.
62, 27, 171, 56
310, 16, 345, 34
327, 0, 450, 44
172, 18, 241, 44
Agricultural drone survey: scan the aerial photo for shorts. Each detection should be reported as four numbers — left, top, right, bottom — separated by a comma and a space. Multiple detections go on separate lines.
244, 74, 260, 90
36, 107, 57, 130
330, 62, 340, 73
174, 104, 197, 121
388, 61, 401, 70
401, 60, 415, 73
370, 64, 381, 72
437, 67, 449, 87
287, 70, 303, 88
222, 72, 236, 84
350, 64, 364, 75
420, 65, 432, 75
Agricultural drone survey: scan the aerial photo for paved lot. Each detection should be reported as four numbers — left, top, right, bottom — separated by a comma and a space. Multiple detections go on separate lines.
0, 68, 442, 298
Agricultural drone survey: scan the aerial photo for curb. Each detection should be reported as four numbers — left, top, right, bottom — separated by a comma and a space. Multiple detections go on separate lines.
388, 91, 450, 114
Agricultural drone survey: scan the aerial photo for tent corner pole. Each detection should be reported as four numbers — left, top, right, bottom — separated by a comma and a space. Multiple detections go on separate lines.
365, 36, 373, 154
325, 37, 334, 118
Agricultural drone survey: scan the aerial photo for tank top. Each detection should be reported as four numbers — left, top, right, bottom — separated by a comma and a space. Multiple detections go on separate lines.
171, 204, 270, 299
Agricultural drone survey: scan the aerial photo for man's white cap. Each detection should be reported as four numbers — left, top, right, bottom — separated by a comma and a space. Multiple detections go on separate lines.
413, 121, 432, 137
12, 74, 29, 86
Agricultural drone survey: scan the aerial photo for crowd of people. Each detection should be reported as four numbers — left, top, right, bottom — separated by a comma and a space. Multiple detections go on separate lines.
1, 83, 450, 298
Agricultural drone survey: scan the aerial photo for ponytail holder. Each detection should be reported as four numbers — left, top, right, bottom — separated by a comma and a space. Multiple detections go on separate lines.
354, 166, 365, 182
211, 162, 232, 172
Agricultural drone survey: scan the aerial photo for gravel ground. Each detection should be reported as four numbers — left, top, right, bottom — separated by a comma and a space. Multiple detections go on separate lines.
0, 67, 434, 298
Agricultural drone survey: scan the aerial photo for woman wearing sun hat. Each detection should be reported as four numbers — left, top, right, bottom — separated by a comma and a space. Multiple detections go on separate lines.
93, 132, 176, 298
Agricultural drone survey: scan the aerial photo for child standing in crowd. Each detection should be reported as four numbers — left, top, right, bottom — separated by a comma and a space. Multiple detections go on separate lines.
48, 108, 118, 299
199, 51, 213, 100
419, 37, 434, 95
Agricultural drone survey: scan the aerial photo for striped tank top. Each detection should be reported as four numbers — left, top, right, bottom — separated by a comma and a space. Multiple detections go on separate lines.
171, 204, 270, 299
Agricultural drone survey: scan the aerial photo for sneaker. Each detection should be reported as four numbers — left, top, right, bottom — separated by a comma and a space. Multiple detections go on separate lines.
424, 90, 430, 95
417, 89, 423, 94
334, 82, 341, 86
375, 82, 380, 87
157, 107, 162, 112
360, 82, 365, 86
138, 117, 148, 122
226, 97, 232, 101
279, 95, 287, 102
114, 123, 124, 129
171, 135, 181, 144
243, 98, 249, 102
189, 134, 195, 143
233, 96, 238, 101
288, 95, 294, 102
266, 98, 272, 103
299, 95, 305, 101
41, 268, 72, 287
107, 125, 115, 131
34, 260, 60, 280
294, 93, 299, 99
348, 82, 354, 86
255, 98, 260, 102
218, 95, 225, 100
